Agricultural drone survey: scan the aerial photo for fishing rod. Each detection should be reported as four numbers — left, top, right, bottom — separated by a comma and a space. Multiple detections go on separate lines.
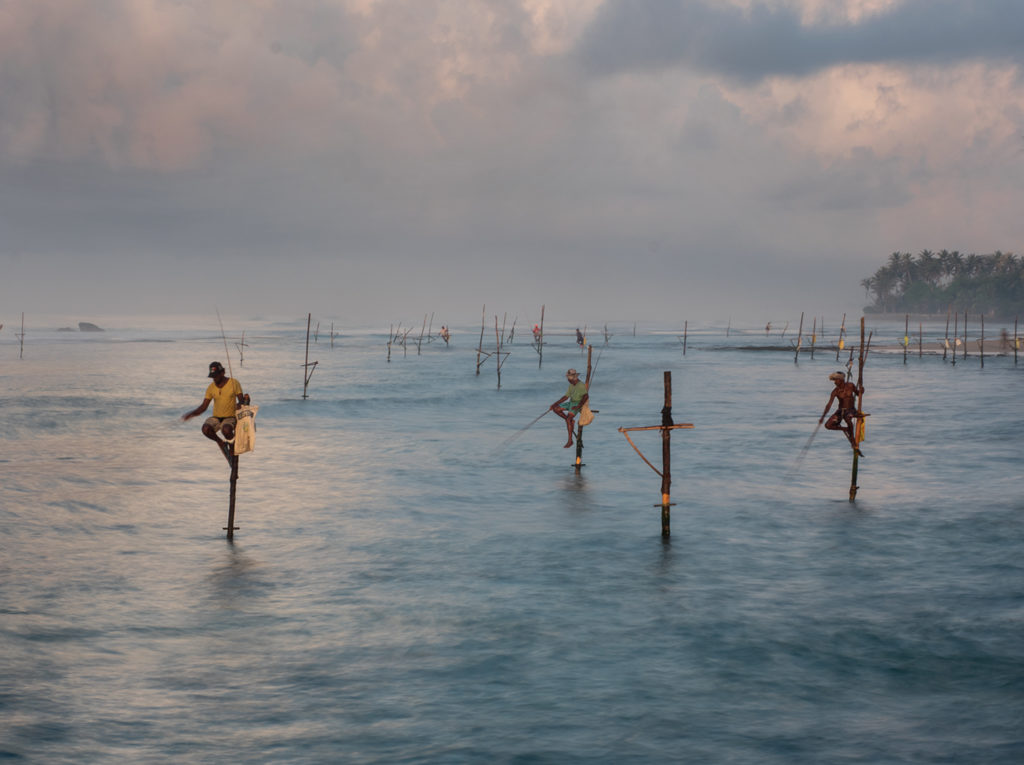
216, 308, 234, 380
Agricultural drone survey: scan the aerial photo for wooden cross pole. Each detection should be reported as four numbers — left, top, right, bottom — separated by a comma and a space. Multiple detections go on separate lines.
618, 371, 695, 537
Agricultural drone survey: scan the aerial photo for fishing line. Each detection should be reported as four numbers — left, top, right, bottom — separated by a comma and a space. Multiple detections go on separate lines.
783, 420, 822, 483
489, 409, 551, 456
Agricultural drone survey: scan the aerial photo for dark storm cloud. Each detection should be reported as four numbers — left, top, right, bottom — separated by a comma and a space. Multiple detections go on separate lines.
576, 0, 1024, 81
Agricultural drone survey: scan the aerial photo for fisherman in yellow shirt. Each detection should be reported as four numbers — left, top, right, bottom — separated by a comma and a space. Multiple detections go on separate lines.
182, 361, 248, 463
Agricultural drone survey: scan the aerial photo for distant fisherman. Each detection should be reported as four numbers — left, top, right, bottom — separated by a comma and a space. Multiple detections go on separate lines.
820, 371, 864, 457
182, 361, 248, 464
550, 368, 588, 448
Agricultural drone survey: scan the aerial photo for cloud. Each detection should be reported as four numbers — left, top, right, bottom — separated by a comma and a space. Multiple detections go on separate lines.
575, 0, 1024, 82
1, 1, 1023, 324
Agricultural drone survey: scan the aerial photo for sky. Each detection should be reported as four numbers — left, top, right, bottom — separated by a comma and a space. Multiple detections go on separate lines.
1, 0, 1023, 328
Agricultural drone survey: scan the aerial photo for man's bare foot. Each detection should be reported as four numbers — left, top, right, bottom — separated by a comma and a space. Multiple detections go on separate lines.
220, 440, 233, 464
855, 448, 864, 457
564, 440, 573, 448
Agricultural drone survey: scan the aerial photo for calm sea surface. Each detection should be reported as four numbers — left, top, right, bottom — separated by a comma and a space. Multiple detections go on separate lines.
2, 318, 1022, 763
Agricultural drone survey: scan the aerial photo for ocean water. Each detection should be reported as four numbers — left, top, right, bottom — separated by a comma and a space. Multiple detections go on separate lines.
2, 318, 1022, 764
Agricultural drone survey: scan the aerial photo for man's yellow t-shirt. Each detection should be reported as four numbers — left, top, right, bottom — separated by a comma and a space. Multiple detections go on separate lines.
205, 378, 242, 418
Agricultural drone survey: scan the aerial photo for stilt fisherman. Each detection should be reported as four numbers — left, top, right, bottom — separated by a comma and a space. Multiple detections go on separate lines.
550, 368, 588, 449
182, 361, 248, 464
820, 371, 864, 457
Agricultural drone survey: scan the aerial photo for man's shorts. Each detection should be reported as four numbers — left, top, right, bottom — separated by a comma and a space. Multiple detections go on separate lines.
204, 416, 236, 434
559, 402, 580, 414
826, 408, 855, 427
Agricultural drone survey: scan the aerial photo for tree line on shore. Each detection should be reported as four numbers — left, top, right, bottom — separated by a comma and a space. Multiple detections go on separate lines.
861, 250, 1023, 317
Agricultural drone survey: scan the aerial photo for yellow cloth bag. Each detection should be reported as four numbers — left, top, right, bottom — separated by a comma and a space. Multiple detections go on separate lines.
578, 401, 595, 427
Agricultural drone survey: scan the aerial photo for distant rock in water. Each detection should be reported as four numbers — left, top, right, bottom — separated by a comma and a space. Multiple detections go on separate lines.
57, 327, 76, 332
78, 322, 104, 332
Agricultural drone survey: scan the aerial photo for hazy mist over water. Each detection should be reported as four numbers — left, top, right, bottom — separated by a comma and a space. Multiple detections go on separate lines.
2, 318, 1022, 763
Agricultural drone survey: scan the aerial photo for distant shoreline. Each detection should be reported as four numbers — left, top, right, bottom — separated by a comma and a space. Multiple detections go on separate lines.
865, 312, 1021, 323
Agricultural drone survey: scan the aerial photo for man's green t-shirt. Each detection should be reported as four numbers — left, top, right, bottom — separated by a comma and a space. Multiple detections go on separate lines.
565, 381, 588, 408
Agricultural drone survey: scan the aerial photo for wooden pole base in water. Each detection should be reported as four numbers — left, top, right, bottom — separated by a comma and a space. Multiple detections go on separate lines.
224, 455, 240, 539
574, 425, 584, 469
619, 371, 693, 538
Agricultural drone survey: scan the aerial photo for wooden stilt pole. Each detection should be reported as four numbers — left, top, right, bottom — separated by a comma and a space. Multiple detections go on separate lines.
17, 312, 25, 360
236, 330, 248, 366
963, 312, 968, 360
946, 313, 954, 368
918, 322, 923, 358
794, 312, 804, 363
903, 314, 909, 364
476, 305, 486, 375
836, 313, 846, 361
574, 346, 593, 470
660, 371, 673, 536
302, 313, 318, 398
980, 314, 985, 368
224, 455, 239, 540
1015, 316, 1019, 365
682, 321, 688, 356
943, 308, 951, 361
850, 318, 867, 502
494, 315, 505, 390
810, 316, 817, 360
537, 305, 545, 368
303, 313, 312, 398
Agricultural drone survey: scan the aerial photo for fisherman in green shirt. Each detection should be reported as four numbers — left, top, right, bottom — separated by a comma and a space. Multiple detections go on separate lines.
550, 368, 589, 448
